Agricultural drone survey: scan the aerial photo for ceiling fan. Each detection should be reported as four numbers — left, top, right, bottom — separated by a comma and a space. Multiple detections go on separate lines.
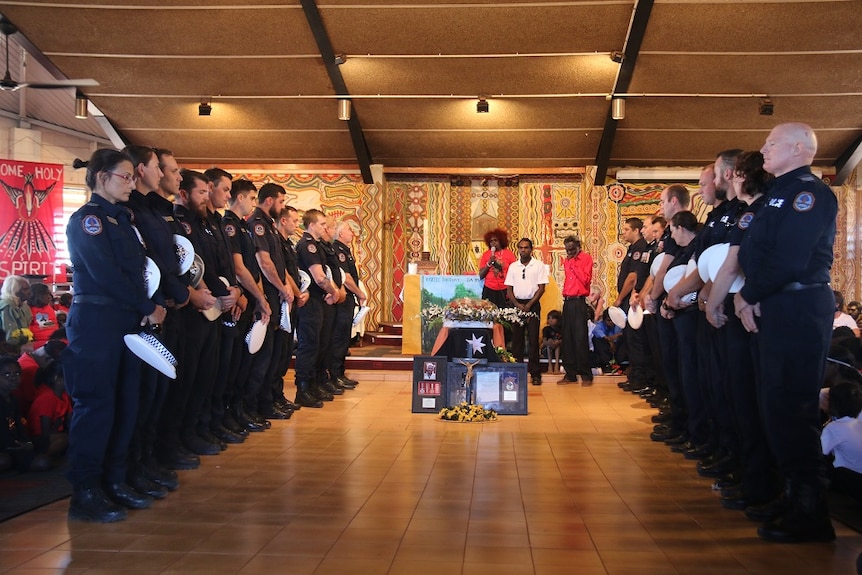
0, 17, 98, 91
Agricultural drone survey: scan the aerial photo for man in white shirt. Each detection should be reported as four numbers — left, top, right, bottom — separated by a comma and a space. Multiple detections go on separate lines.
505, 238, 549, 385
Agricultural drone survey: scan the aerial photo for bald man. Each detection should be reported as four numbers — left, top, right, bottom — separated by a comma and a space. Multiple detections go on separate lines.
736, 123, 837, 543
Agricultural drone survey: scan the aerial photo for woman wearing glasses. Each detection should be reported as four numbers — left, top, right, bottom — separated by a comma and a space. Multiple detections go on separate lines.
64, 149, 166, 523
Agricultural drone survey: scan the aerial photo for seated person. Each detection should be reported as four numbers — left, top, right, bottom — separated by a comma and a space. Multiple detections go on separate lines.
27, 360, 71, 458
590, 310, 623, 373
541, 310, 562, 374
54, 292, 72, 328
14, 339, 66, 415
0, 355, 51, 472
833, 290, 859, 336
27, 283, 58, 350
821, 380, 862, 502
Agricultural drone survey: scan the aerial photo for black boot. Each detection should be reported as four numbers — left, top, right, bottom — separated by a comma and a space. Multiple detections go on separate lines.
295, 381, 324, 408
105, 482, 154, 510
127, 472, 169, 500
312, 383, 335, 402
69, 487, 127, 523
757, 479, 835, 543
320, 379, 345, 395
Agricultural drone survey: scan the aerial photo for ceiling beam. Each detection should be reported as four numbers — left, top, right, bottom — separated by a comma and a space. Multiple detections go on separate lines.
594, 0, 655, 184
833, 133, 862, 186
300, 0, 373, 184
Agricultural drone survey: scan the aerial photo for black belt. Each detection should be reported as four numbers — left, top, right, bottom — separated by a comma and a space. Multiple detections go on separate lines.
781, 282, 830, 292
563, 295, 585, 300
72, 294, 116, 306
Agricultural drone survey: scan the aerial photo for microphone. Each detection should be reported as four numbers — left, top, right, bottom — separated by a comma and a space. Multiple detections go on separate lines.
491, 246, 496, 256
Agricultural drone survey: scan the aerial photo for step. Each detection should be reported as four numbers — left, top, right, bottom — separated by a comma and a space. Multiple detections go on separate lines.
363, 332, 403, 346
344, 355, 413, 371
378, 321, 402, 336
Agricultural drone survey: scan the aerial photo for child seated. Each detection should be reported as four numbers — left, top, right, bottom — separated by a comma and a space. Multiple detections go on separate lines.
590, 310, 622, 373
27, 360, 71, 458
821, 380, 862, 502
541, 310, 562, 374
0, 355, 51, 473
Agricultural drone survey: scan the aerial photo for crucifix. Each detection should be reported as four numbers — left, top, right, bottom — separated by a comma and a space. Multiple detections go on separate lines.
455, 357, 486, 404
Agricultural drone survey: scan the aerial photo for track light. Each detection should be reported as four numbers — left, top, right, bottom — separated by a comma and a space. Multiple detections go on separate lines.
338, 99, 351, 121
610, 51, 625, 64
334, 54, 347, 65
476, 98, 489, 113
74, 92, 88, 119
198, 99, 212, 116
611, 97, 625, 120
759, 97, 774, 116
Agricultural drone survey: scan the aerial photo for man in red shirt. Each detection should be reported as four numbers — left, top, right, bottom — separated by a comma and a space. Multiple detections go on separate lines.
559, 236, 594, 385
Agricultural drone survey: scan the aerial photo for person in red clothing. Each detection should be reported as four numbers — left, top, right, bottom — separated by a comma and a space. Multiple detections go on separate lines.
27, 283, 58, 350
559, 235, 595, 385
14, 339, 66, 415
27, 360, 71, 457
478, 228, 516, 310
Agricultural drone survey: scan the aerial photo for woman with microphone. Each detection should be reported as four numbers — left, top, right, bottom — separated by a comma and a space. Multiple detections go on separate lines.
478, 228, 516, 309
63, 149, 166, 523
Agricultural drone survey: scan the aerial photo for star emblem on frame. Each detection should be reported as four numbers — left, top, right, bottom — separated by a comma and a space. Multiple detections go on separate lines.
466, 333, 486, 356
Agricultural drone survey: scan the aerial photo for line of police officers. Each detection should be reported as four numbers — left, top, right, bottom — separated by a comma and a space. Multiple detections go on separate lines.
63, 147, 363, 523
615, 123, 838, 544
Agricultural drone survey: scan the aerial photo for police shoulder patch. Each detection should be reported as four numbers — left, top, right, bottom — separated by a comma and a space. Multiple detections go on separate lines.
225, 223, 236, 237
792, 191, 815, 212
82, 214, 102, 236
254, 223, 266, 236
338, 253, 346, 262
738, 212, 754, 230
632, 251, 640, 261
181, 221, 192, 235
307, 243, 318, 253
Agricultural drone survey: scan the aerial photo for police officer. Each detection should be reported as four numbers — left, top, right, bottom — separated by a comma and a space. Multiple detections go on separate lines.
243, 183, 293, 423
64, 149, 167, 522
328, 220, 365, 390
612, 218, 649, 390
736, 122, 837, 543
295, 209, 340, 407
316, 218, 348, 396
222, 180, 270, 433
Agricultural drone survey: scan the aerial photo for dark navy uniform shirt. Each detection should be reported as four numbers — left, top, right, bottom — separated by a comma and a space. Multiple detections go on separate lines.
173, 203, 229, 297
728, 195, 768, 247
738, 166, 837, 303
222, 209, 261, 284
248, 206, 286, 293
124, 189, 189, 306
618, 237, 650, 294
206, 209, 238, 287
67, 194, 154, 317
320, 241, 344, 288
334, 239, 358, 304
695, 198, 744, 259
296, 231, 328, 298
281, 235, 300, 286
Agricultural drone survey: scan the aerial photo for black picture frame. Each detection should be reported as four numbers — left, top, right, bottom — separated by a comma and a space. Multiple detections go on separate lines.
411, 355, 448, 413
445, 362, 528, 415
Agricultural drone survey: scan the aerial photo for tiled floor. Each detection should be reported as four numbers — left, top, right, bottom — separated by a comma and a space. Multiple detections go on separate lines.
1, 371, 860, 574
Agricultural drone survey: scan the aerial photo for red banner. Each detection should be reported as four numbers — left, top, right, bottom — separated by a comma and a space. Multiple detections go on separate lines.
0, 159, 64, 283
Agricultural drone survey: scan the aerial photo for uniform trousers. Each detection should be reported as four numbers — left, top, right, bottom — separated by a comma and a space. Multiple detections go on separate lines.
511, 300, 541, 378
723, 294, 779, 503
641, 313, 665, 395
672, 309, 708, 446
753, 286, 833, 486
177, 308, 220, 439
316, 299, 336, 384
696, 314, 730, 452
155, 306, 190, 454
656, 311, 687, 435
223, 307, 254, 416
329, 298, 356, 379
295, 295, 323, 385
561, 297, 592, 381
209, 319, 239, 428
261, 327, 290, 411
64, 303, 142, 488
624, 309, 650, 386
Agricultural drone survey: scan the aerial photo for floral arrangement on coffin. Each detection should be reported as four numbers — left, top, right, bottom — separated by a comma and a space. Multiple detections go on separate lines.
421, 298, 536, 326
494, 346, 517, 363
440, 402, 498, 422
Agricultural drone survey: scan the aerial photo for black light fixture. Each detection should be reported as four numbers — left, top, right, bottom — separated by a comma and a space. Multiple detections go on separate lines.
334, 54, 347, 65
759, 97, 774, 116
74, 91, 88, 119
338, 99, 351, 121
198, 98, 212, 116
610, 51, 625, 64
476, 98, 489, 113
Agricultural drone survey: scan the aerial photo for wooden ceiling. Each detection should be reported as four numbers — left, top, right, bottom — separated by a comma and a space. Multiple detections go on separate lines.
1, 0, 861, 183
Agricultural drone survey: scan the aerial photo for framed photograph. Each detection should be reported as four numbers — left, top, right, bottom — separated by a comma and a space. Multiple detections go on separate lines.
412, 356, 448, 413
445, 362, 528, 415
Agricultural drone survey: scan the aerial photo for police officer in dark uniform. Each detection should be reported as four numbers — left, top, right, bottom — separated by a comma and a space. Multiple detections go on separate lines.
243, 183, 293, 423
612, 218, 649, 388
316, 218, 348, 396
64, 149, 167, 522
173, 170, 238, 455
295, 209, 339, 407
330, 220, 366, 389
222, 180, 270, 433
121, 145, 183, 499
736, 123, 837, 543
